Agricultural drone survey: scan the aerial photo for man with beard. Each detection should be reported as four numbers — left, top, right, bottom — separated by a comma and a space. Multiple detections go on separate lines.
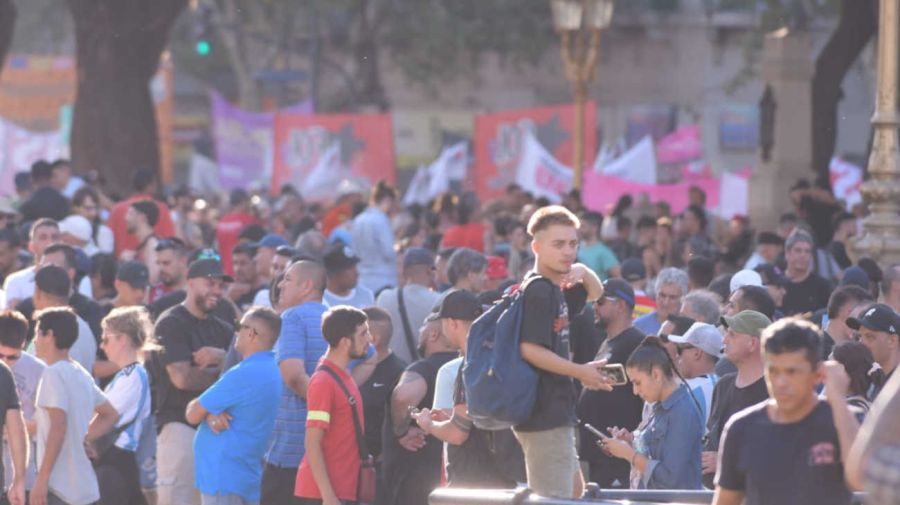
150, 257, 235, 505
150, 238, 189, 304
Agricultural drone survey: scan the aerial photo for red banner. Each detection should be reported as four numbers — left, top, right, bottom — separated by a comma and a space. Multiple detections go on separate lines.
474, 102, 596, 201
272, 113, 396, 195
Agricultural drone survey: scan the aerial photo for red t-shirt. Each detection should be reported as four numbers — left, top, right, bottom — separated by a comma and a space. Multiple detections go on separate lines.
441, 222, 485, 252
295, 360, 363, 501
214, 212, 261, 275
109, 194, 176, 257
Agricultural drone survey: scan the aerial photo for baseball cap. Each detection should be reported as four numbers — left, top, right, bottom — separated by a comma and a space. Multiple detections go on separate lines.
323, 242, 360, 273
485, 256, 508, 280
840, 266, 870, 290
621, 258, 646, 282
729, 269, 763, 293
59, 215, 93, 244
754, 263, 788, 288
660, 314, 696, 342
601, 278, 636, 308
720, 310, 772, 337
668, 322, 724, 358
403, 247, 435, 269
254, 233, 289, 250
437, 290, 483, 322
757, 231, 784, 246
847, 303, 899, 335
188, 258, 234, 283
116, 261, 150, 290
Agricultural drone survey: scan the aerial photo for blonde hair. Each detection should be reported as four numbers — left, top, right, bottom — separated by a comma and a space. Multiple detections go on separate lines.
526, 205, 580, 236
101, 306, 158, 357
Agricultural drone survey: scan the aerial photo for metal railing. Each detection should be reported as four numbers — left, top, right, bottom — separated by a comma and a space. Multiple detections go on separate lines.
429, 487, 869, 505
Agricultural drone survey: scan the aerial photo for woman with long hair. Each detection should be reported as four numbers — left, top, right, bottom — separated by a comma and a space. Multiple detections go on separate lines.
89, 307, 155, 505
599, 336, 704, 489
831, 340, 883, 415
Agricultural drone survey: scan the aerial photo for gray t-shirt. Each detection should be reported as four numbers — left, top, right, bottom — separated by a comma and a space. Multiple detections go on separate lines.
0, 363, 20, 491
376, 284, 440, 363
36, 360, 107, 505
3, 352, 45, 490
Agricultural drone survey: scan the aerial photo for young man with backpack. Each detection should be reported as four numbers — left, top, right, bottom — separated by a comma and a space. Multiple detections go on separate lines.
514, 205, 614, 498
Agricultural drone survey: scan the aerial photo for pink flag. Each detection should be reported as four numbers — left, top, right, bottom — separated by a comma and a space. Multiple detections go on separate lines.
656, 124, 702, 165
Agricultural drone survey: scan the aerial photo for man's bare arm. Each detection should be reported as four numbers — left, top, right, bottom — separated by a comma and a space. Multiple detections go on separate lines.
166, 361, 221, 391
279, 358, 310, 398
847, 370, 900, 490
390, 371, 426, 436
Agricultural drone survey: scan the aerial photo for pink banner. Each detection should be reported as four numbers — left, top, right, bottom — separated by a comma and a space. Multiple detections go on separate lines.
583, 171, 720, 216
656, 124, 703, 165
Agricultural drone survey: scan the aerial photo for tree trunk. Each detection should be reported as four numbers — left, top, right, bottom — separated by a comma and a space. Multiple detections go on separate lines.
354, 0, 388, 111
0, 0, 16, 74
811, 0, 877, 189
66, 0, 186, 196
214, 0, 261, 110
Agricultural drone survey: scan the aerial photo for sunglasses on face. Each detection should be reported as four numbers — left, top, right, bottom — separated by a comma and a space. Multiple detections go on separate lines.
595, 296, 618, 306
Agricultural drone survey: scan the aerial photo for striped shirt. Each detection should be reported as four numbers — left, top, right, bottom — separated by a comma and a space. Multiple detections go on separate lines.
104, 363, 151, 452
264, 301, 329, 468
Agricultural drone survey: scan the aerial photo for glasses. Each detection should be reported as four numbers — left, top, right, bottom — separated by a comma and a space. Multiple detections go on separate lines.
595, 296, 618, 306
195, 249, 222, 262
156, 237, 186, 252
0, 353, 20, 361
676, 344, 695, 356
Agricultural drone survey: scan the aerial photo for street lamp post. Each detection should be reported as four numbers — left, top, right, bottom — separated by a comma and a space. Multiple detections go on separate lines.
852, 0, 900, 265
550, 0, 614, 190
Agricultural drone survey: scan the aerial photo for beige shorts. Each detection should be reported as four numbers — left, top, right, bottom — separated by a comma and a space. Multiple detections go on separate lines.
157, 422, 201, 505
513, 425, 579, 498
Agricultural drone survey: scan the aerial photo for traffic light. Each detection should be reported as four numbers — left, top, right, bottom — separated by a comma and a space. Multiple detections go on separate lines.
191, 3, 213, 57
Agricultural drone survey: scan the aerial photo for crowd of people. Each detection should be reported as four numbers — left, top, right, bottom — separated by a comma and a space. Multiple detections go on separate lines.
0, 157, 896, 505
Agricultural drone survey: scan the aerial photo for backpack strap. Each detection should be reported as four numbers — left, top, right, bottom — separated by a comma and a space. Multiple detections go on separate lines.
397, 287, 420, 361
318, 364, 369, 460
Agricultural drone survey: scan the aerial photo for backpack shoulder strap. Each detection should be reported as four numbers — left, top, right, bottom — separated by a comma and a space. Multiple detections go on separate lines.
397, 287, 420, 361
318, 364, 369, 460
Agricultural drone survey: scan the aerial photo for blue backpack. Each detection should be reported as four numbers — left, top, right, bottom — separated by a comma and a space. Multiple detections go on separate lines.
463, 276, 551, 430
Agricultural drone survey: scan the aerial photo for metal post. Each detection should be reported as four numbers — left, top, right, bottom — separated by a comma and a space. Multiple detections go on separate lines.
852, 0, 900, 265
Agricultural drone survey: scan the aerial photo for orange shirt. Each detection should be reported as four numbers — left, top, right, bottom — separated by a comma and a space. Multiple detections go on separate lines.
109, 194, 176, 257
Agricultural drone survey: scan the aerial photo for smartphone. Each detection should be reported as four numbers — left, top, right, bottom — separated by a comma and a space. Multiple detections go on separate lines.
407, 406, 422, 418
583, 423, 611, 440
601, 363, 628, 386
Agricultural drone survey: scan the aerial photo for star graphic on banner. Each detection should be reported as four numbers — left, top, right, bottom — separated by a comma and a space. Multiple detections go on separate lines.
535, 115, 570, 153
333, 124, 366, 165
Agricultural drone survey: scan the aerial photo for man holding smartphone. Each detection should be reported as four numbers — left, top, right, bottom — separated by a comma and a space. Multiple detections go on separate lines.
577, 278, 647, 488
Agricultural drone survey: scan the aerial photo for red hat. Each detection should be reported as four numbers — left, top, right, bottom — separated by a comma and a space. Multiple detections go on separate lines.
485, 256, 508, 280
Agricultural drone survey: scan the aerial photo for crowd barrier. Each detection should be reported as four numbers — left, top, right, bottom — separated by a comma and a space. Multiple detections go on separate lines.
428, 486, 868, 505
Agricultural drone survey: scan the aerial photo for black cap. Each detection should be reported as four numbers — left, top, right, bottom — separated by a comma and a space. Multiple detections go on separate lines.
621, 258, 646, 282
188, 258, 234, 283
757, 231, 784, 246
754, 263, 789, 288
847, 304, 899, 335
602, 278, 636, 308
116, 261, 150, 290
437, 290, 483, 321
660, 314, 696, 342
323, 243, 360, 273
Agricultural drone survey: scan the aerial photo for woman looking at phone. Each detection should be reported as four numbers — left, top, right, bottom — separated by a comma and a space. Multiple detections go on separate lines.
598, 336, 704, 489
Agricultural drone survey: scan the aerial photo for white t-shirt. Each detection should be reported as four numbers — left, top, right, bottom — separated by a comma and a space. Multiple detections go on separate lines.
252, 289, 272, 308
103, 364, 151, 452
3, 266, 35, 309
3, 352, 46, 490
433, 357, 463, 411
35, 360, 107, 505
323, 286, 375, 309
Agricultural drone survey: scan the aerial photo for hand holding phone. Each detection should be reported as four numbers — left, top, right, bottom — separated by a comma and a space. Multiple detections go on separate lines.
600, 363, 628, 386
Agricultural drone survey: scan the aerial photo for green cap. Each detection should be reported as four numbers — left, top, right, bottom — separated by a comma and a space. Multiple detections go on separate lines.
720, 310, 772, 337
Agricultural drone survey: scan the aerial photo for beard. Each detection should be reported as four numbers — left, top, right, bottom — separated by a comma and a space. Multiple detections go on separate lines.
350, 344, 369, 360
194, 292, 218, 313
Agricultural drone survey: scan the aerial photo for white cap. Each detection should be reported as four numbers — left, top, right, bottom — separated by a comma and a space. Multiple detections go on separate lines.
59, 215, 92, 244
668, 322, 724, 358
729, 269, 763, 293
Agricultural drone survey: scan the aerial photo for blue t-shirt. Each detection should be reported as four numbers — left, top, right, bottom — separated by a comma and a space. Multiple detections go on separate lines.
194, 351, 282, 501
264, 301, 329, 468
634, 312, 663, 336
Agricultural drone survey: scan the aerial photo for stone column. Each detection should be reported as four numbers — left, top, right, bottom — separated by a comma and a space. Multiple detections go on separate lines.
852, 0, 900, 266
748, 28, 814, 232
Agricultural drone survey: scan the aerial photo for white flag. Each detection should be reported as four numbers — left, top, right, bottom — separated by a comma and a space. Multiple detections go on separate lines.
301, 142, 345, 200
597, 135, 658, 184
403, 165, 430, 206
514, 132, 573, 203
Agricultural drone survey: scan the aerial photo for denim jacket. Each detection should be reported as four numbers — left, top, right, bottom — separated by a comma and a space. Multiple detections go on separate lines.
637, 384, 704, 489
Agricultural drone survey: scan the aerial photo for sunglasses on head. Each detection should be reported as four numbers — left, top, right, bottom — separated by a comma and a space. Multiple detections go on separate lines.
156, 237, 186, 252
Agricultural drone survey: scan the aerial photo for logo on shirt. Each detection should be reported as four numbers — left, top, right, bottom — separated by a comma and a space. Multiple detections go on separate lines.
372, 383, 384, 388
808, 442, 837, 466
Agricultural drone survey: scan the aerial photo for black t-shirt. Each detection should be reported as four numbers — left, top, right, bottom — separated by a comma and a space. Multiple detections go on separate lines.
0, 362, 19, 488
19, 186, 69, 223
149, 305, 234, 429
235, 287, 260, 313
515, 275, 587, 432
570, 305, 604, 366
148, 289, 238, 326
717, 401, 852, 505
577, 326, 646, 482
18, 293, 104, 346
381, 351, 457, 505
447, 363, 526, 488
783, 273, 833, 316
703, 374, 769, 487
359, 353, 407, 459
